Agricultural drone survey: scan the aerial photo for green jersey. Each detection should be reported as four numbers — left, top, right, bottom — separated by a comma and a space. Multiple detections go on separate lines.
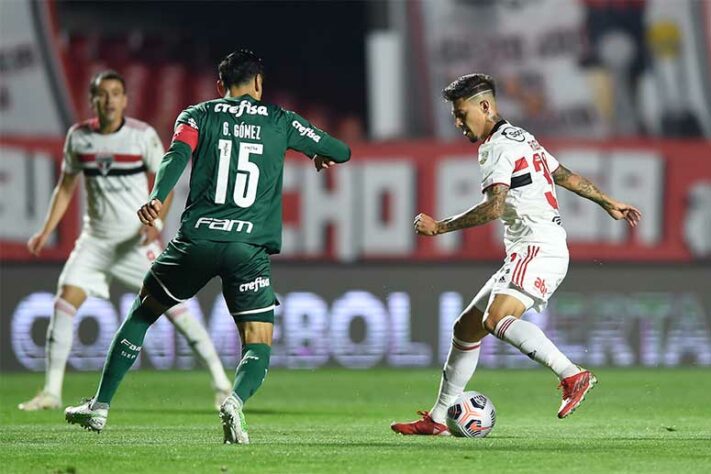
151, 94, 350, 254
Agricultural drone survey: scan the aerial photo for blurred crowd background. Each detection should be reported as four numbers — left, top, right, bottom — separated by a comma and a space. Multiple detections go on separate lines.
1, 0, 710, 372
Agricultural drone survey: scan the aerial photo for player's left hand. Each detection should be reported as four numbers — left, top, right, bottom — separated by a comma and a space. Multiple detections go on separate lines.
605, 200, 642, 227
314, 155, 335, 172
414, 213, 440, 236
137, 199, 163, 226
139, 224, 161, 245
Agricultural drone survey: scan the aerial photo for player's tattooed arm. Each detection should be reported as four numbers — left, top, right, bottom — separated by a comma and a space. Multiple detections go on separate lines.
552, 164, 642, 227
414, 184, 508, 236
552, 165, 610, 206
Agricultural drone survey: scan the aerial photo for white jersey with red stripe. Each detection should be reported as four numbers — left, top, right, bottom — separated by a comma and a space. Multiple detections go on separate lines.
62, 117, 164, 240
472, 121, 569, 312
478, 120, 567, 253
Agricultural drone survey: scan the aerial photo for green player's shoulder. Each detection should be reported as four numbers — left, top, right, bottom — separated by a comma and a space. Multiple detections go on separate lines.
178, 101, 212, 118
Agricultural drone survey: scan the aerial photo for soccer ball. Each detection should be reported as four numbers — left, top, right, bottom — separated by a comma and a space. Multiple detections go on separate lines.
446, 391, 496, 438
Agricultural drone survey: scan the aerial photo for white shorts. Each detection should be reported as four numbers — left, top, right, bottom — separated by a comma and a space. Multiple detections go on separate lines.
58, 232, 161, 299
472, 242, 569, 314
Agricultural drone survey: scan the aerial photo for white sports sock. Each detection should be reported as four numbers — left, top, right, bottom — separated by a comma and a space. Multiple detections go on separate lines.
494, 315, 579, 380
43, 298, 76, 397
167, 305, 231, 391
430, 336, 482, 424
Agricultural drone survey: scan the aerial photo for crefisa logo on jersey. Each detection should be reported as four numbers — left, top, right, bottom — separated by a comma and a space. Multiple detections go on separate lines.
215, 101, 268, 118
96, 154, 114, 176
291, 121, 322, 143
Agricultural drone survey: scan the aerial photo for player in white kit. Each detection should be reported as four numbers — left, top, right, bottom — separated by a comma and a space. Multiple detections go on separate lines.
19, 70, 232, 411
392, 73, 641, 435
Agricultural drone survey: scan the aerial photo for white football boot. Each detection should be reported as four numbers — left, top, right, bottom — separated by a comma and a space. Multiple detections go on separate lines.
214, 388, 232, 411
65, 398, 108, 433
220, 395, 249, 444
18, 391, 62, 411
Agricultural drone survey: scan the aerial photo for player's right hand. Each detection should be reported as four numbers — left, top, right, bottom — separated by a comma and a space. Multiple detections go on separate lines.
137, 199, 163, 226
27, 231, 49, 256
414, 213, 440, 236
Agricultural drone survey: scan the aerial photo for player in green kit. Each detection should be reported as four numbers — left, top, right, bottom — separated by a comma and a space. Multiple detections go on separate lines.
65, 50, 351, 444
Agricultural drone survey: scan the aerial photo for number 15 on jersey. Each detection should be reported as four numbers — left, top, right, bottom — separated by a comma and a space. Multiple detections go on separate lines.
215, 139, 262, 207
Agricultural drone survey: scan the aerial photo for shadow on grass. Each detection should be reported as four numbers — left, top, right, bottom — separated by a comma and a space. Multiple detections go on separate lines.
119, 407, 320, 416
119, 407, 215, 416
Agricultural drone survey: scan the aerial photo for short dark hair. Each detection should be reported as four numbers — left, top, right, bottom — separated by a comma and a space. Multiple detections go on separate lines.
89, 70, 126, 97
442, 73, 496, 102
218, 49, 264, 89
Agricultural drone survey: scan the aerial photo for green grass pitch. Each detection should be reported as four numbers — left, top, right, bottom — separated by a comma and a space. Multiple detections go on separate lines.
1, 368, 710, 473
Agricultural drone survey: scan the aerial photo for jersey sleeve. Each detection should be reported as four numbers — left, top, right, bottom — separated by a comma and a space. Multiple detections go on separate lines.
480, 144, 516, 192
143, 126, 165, 173
543, 149, 560, 172
148, 107, 201, 202
284, 110, 351, 163
61, 127, 81, 175
172, 105, 203, 152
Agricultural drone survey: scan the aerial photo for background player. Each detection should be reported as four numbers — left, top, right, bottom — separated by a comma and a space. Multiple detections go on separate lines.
19, 70, 232, 412
64, 50, 351, 444
391, 73, 641, 435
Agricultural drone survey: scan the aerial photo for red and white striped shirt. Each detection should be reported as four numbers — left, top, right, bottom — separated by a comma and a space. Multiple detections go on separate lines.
478, 120, 567, 252
62, 117, 164, 239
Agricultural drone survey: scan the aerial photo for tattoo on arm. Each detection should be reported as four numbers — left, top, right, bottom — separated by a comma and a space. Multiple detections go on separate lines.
552, 164, 612, 208
438, 184, 508, 234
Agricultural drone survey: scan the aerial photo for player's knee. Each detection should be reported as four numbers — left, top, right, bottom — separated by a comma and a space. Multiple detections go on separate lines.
482, 311, 503, 334
58, 285, 86, 309
454, 308, 487, 341
238, 321, 274, 346
138, 286, 171, 316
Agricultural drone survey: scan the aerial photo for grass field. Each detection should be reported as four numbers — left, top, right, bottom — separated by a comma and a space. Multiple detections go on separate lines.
1, 368, 710, 473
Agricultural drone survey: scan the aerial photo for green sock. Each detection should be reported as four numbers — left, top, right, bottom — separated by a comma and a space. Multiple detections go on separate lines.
233, 343, 271, 404
95, 296, 160, 405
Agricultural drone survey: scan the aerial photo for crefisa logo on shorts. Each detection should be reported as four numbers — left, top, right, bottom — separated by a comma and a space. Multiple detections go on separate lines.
239, 277, 270, 293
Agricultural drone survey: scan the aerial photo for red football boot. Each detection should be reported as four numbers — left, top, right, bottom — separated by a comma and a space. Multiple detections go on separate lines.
391, 411, 450, 436
558, 369, 597, 419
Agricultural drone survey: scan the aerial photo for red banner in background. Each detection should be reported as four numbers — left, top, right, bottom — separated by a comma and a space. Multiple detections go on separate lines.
0, 137, 79, 261
2, 137, 710, 262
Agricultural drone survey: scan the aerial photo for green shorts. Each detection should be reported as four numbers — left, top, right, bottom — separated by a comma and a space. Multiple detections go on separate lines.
145, 236, 276, 323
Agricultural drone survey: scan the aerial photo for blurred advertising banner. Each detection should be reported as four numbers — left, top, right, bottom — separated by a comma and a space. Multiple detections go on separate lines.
2, 138, 709, 262
0, 0, 73, 136
415, 0, 711, 139
1, 263, 709, 371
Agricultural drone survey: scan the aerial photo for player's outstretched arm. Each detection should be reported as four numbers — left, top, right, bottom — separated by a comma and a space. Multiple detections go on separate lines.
414, 184, 508, 236
139, 140, 190, 228
148, 141, 191, 205
27, 171, 80, 256
552, 164, 641, 227
286, 111, 351, 172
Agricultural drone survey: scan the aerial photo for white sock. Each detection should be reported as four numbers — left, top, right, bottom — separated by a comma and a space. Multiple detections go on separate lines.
429, 336, 482, 423
43, 298, 76, 398
494, 315, 579, 380
167, 305, 231, 392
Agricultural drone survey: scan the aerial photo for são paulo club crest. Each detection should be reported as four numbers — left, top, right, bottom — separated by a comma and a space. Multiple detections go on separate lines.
96, 154, 114, 176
